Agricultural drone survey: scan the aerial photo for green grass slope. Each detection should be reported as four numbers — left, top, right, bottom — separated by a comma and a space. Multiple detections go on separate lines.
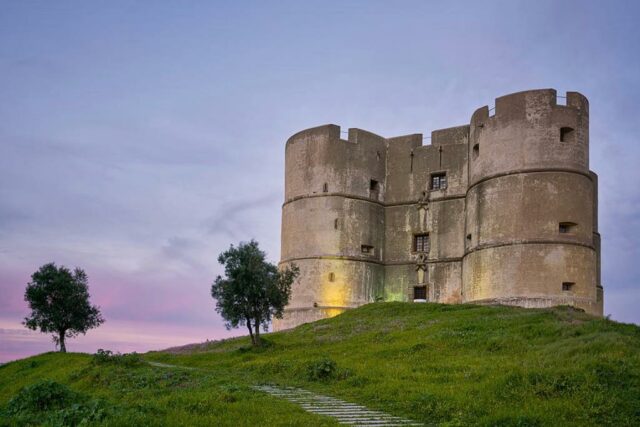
1, 303, 639, 426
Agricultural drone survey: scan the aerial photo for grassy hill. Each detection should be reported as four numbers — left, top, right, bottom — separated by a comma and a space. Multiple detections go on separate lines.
1, 302, 639, 426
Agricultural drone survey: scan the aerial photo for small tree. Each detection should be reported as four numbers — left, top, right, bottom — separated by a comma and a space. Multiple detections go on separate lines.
211, 240, 299, 346
23, 263, 104, 352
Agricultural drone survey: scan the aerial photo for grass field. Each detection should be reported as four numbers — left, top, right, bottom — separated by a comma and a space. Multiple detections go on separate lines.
1, 302, 639, 426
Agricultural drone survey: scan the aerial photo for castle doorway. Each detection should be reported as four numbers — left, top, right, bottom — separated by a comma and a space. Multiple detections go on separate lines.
413, 286, 427, 302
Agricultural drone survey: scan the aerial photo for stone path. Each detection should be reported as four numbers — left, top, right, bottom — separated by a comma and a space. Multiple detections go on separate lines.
147, 361, 195, 370
253, 385, 423, 426
146, 361, 422, 425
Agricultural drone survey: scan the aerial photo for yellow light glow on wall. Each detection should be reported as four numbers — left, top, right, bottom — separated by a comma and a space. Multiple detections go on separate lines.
324, 308, 346, 318
320, 261, 350, 310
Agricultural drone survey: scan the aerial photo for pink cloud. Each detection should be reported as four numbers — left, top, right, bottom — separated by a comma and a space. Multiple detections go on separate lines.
0, 261, 242, 363
0, 318, 241, 363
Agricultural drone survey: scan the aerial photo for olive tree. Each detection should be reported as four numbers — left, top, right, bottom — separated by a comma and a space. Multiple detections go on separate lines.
23, 263, 104, 352
211, 240, 299, 346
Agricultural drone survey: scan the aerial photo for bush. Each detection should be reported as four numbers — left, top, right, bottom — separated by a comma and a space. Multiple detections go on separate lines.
305, 358, 353, 381
92, 349, 145, 367
46, 399, 110, 426
4, 380, 118, 426
6, 380, 79, 414
306, 358, 337, 381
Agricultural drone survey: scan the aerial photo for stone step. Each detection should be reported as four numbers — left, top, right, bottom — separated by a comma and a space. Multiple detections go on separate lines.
253, 385, 423, 426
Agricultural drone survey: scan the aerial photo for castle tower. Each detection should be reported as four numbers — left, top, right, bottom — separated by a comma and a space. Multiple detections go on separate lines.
463, 89, 603, 315
275, 89, 603, 331
274, 125, 386, 330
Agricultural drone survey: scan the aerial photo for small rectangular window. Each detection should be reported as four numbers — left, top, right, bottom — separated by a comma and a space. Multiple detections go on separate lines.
328, 272, 335, 282
431, 173, 447, 190
369, 179, 380, 200
361, 244, 374, 255
414, 234, 430, 253
323, 183, 328, 192
560, 127, 575, 142
559, 222, 577, 234
562, 282, 574, 291
413, 286, 427, 301
334, 218, 339, 229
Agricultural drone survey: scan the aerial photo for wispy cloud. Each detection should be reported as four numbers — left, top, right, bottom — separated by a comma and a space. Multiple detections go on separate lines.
204, 192, 281, 239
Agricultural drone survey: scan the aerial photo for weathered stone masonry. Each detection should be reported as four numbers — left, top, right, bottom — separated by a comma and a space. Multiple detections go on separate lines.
274, 89, 603, 331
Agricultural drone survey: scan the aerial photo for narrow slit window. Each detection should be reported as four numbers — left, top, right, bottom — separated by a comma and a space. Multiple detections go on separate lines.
413, 286, 427, 301
334, 218, 339, 229
414, 234, 430, 253
562, 282, 574, 292
370, 179, 380, 199
560, 127, 575, 142
323, 183, 328, 193
559, 222, 577, 234
430, 172, 447, 190
328, 272, 335, 282
361, 244, 374, 255
472, 143, 479, 159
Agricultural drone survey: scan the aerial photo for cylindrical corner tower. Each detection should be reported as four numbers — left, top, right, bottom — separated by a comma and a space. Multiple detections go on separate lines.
463, 89, 602, 315
274, 124, 386, 330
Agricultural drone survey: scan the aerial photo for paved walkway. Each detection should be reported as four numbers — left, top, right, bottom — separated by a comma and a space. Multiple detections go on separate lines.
253, 385, 423, 426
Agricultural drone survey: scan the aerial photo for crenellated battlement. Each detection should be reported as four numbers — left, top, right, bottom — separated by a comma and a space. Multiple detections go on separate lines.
286, 124, 389, 148
286, 124, 341, 148
469, 89, 590, 186
472, 89, 588, 127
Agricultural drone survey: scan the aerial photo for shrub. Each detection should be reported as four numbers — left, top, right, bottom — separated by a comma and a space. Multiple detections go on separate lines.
92, 349, 144, 367
46, 399, 110, 426
6, 380, 79, 414
306, 358, 338, 381
4, 380, 121, 426
305, 358, 351, 381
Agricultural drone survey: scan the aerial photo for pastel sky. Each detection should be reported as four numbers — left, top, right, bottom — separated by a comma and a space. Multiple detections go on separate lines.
1, 1, 639, 363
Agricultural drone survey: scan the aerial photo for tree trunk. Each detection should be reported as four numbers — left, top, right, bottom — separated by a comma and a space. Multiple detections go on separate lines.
59, 331, 67, 353
254, 319, 261, 346
246, 318, 255, 345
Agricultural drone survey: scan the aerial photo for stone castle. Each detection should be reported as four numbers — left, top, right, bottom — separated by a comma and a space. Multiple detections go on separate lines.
274, 89, 603, 331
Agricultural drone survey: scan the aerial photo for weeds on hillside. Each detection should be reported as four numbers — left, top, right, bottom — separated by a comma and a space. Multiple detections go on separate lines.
92, 348, 145, 367
2, 380, 114, 426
